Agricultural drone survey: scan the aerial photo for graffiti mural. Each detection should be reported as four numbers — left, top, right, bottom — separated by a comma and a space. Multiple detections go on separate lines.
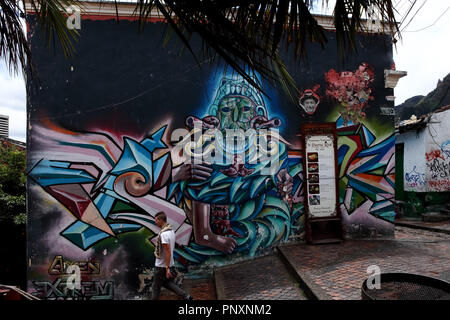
29, 125, 193, 251
405, 166, 426, 189
28, 71, 306, 272
27, 14, 397, 298
426, 144, 450, 192
325, 63, 375, 126
29, 255, 113, 300
335, 116, 396, 229
28, 67, 394, 272
32, 279, 114, 300
398, 108, 450, 194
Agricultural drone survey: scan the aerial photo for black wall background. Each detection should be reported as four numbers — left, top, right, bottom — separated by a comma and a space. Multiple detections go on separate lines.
27, 16, 394, 151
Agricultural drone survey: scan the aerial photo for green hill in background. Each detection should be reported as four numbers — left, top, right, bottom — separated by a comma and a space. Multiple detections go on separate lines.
395, 72, 450, 123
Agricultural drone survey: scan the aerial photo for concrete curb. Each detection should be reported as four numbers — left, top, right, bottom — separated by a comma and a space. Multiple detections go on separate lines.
276, 246, 330, 300
213, 269, 226, 300
395, 221, 450, 235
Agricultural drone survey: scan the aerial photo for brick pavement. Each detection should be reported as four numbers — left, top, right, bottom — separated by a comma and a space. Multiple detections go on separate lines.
279, 226, 450, 300
214, 254, 308, 300
151, 277, 217, 300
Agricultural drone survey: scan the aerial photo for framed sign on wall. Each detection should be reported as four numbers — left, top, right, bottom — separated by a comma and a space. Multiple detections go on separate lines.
301, 123, 343, 244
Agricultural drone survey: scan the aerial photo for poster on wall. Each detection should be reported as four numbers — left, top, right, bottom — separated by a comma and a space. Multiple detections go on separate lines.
305, 134, 337, 217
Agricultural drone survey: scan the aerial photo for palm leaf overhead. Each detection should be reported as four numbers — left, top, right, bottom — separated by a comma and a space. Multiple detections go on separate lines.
1, 0, 80, 77
1, 0, 31, 75
2, 1, 417, 97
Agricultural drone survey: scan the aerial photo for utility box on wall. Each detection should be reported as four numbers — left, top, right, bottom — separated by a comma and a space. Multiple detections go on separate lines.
26, 1, 399, 299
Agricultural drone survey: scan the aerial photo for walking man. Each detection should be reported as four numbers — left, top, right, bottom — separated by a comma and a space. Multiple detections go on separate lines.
152, 211, 193, 300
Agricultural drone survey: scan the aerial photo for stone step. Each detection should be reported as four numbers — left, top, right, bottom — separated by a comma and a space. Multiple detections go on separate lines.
426, 205, 446, 212
441, 209, 450, 216
214, 254, 308, 300
422, 212, 450, 223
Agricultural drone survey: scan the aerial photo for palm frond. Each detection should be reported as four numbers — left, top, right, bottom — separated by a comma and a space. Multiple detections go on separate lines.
0, 0, 31, 75
2, 1, 416, 101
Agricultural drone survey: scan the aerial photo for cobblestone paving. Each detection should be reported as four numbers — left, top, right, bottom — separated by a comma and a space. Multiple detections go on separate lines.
214, 255, 308, 300
395, 225, 450, 240
279, 227, 450, 300
159, 277, 217, 300
396, 219, 450, 233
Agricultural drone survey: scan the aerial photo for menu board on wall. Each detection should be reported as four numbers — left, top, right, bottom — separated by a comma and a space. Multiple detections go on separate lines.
305, 134, 337, 217
302, 123, 342, 244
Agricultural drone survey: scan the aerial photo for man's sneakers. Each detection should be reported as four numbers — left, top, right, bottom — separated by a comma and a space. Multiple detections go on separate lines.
185, 294, 194, 300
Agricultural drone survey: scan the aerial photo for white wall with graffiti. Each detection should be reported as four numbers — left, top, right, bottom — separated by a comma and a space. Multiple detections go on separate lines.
397, 107, 450, 193
425, 109, 450, 192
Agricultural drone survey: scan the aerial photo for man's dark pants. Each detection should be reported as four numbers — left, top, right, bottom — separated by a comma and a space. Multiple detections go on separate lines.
151, 266, 189, 300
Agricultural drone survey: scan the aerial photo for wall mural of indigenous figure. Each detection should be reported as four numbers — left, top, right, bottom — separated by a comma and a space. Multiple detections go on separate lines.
320, 62, 395, 236
168, 74, 304, 266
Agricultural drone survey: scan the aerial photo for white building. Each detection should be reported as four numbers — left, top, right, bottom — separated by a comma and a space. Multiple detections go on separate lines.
396, 106, 450, 193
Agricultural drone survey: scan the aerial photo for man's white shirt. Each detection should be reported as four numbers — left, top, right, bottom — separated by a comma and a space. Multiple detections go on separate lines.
155, 229, 175, 268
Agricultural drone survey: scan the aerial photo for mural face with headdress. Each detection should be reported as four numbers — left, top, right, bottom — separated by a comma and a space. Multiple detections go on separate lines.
299, 89, 320, 115
210, 77, 268, 131
185, 75, 281, 133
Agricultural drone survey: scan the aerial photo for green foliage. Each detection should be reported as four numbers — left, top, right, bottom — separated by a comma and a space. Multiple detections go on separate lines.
13, 213, 27, 225
0, 145, 26, 225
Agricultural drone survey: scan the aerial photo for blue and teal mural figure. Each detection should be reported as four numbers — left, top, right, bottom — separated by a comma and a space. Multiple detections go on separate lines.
167, 74, 304, 264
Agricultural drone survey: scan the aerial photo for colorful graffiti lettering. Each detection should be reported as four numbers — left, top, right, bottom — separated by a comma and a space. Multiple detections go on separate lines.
336, 116, 395, 223
423, 141, 450, 192
428, 180, 450, 191
426, 158, 450, 190
168, 74, 304, 265
427, 160, 450, 179
48, 255, 100, 275
425, 149, 445, 162
404, 166, 426, 188
32, 279, 114, 300
30, 255, 113, 300
325, 63, 375, 125
29, 124, 193, 251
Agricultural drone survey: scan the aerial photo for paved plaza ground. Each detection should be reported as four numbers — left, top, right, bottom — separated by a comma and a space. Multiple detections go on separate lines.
159, 222, 450, 300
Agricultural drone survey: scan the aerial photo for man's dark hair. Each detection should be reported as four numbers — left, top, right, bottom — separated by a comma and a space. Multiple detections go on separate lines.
155, 211, 167, 222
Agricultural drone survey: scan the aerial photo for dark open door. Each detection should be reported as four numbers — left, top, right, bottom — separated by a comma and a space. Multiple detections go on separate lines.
395, 143, 405, 201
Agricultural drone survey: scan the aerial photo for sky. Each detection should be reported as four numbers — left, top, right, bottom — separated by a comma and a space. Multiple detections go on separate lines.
0, 0, 449, 142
